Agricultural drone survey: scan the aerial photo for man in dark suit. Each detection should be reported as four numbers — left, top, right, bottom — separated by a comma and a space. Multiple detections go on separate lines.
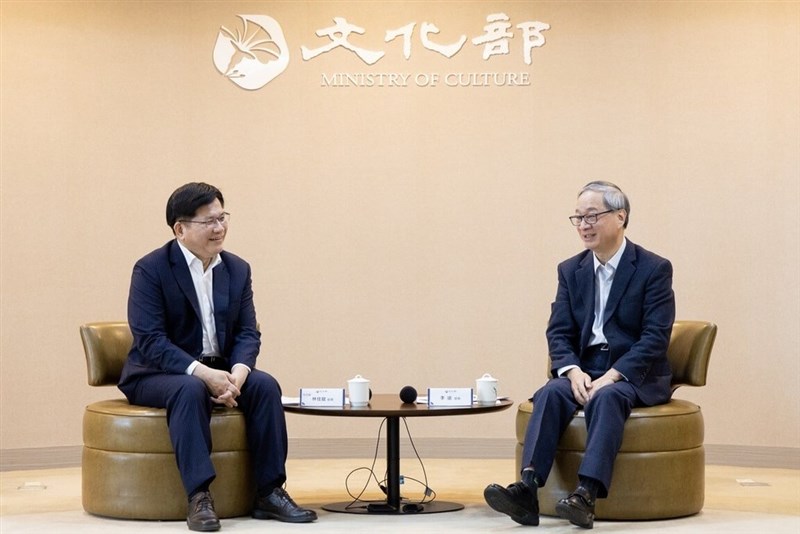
119, 182, 317, 531
484, 181, 675, 529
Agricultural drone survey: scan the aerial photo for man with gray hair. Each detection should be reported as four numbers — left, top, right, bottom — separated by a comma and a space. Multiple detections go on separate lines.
484, 181, 675, 529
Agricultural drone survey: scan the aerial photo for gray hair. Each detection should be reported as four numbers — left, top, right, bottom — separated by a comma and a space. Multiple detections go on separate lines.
579, 181, 630, 228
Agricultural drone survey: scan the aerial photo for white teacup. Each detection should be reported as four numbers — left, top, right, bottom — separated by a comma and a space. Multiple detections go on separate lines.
476, 373, 498, 405
347, 375, 370, 407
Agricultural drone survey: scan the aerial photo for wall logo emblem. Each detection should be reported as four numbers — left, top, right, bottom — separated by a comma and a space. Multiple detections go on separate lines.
213, 15, 290, 90
213, 12, 548, 90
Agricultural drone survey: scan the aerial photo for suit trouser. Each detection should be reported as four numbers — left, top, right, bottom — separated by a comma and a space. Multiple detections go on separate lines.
124, 369, 288, 497
520, 377, 637, 498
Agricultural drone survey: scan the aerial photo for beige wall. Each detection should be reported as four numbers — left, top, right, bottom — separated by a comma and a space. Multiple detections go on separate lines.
1, 2, 798, 456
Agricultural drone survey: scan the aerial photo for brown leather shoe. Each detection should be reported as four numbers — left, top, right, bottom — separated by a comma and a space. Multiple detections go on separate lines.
187, 491, 220, 532
483, 481, 539, 526
252, 487, 317, 523
555, 486, 595, 529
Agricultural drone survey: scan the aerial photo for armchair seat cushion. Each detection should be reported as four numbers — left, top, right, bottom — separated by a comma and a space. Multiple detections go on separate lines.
82, 399, 254, 520
515, 399, 705, 520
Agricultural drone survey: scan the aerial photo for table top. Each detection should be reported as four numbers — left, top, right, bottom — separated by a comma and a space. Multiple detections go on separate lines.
283, 394, 513, 418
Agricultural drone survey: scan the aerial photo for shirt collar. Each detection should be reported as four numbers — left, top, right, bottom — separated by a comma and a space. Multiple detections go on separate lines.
593, 237, 627, 273
176, 239, 221, 272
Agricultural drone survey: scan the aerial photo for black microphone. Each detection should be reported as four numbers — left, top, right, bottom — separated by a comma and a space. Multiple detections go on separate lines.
399, 386, 417, 404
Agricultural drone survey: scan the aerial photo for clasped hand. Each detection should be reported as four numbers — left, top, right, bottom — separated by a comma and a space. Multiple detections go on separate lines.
195, 366, 246, 408
566, 368, 621, 405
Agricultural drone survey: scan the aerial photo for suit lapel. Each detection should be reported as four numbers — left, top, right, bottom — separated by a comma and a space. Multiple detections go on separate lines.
169, 241, 202, 322
604, 241, 637, 323
575, 253, 595, 349
212, 258, 229, 353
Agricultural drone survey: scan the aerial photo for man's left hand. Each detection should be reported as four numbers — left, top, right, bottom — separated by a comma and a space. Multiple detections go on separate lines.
586, 368, 623, 401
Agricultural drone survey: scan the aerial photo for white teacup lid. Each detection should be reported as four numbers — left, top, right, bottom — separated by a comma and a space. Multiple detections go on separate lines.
349, 374, 369, 382
477, 373, 497, 382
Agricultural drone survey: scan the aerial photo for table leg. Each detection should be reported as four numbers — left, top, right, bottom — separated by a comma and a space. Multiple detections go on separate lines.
385, 416, 401, 510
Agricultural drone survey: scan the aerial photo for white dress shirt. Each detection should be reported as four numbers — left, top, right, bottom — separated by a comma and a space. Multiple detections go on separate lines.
177, 241, 221, 376
588, 238, 627, 346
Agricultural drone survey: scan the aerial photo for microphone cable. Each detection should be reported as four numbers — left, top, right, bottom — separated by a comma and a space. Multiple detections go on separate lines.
398, 416, 436, 504
342, 416, 437, 509
343, 417, 387, 510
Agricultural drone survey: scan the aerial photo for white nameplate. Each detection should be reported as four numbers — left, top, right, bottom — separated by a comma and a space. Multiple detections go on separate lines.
427, 387, 473, 407
299, 388, 345, 407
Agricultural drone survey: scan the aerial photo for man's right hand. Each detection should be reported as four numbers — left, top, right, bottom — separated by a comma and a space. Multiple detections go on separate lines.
193, 365, 241, 407
566, 368, 593, 405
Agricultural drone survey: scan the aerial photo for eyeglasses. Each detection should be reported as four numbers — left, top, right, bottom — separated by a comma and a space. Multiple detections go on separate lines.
568, 209, 616, 226
180, 212, 231, 228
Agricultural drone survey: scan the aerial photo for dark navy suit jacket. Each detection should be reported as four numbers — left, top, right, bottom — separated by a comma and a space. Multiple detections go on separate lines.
545, 240, 675, 406
119, 240, 260, 391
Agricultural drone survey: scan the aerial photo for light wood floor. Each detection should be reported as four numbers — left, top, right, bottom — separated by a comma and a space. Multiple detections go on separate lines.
2, 459, 799, 532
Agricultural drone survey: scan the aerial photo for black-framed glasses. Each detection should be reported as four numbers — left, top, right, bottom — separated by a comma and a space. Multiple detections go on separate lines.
180, 212, 231, 228
569, 209, 616, 226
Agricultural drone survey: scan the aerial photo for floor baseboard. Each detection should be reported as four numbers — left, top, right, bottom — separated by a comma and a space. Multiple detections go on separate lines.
1, 445, 83, 472
2, 440, 798, 471
705, 444, 800, 469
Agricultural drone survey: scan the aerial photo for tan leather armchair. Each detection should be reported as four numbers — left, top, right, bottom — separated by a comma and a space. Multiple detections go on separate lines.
81, 321, 254, 520
515, 320, 717, 520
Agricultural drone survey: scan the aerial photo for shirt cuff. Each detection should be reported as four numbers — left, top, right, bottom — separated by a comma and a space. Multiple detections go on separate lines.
232, 363, 251, 374
557, 364, 579, 377
186, 360, 200, 375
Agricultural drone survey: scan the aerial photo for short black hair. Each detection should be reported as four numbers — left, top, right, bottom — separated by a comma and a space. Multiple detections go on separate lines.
166, 182, 224, 231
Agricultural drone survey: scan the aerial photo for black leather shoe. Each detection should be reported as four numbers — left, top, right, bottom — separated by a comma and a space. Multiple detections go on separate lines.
253, 487, 317, 523
484, 481, 539, 526
555, 486, 595, 529
187, 491, 220, 532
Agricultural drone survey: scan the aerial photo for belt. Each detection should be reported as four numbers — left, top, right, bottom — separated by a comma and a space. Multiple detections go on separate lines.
583, 344, 610, 378
198, 355, 228, 371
